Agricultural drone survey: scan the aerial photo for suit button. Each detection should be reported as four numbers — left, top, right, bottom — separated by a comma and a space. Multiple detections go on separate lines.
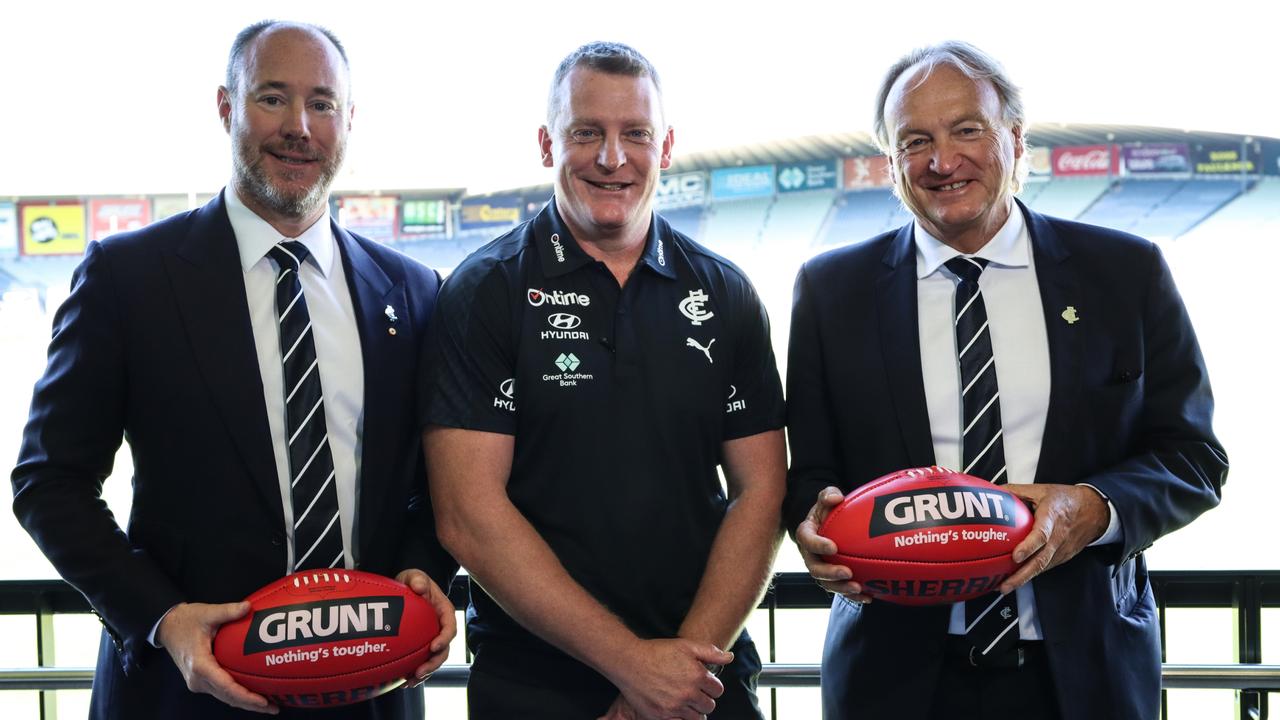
271, 534, 284, 546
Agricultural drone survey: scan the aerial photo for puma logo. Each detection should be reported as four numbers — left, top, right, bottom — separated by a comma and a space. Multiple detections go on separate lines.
686, 337, 715, 364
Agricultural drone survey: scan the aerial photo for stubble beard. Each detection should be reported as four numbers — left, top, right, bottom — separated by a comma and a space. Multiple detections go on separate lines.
233, 139, 344, 221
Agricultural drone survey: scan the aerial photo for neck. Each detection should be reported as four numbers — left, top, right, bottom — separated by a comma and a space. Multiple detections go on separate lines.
561, 212, 650, 288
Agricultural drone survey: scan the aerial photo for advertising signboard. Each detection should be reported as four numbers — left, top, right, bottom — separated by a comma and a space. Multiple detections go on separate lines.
400, 198, 448, 237
1027, 146, 1052, 177
710, 165, 775, 200
1051, 144, 1119, 177
777, 160, 839, 193
459, 194, 522, 231
654, 171, 707, 209
842, 156, 893, 189
1122, 144, 1191, 174
89, 198, 152, 241
19, 202, 87, 256
339, 196, 397, 243
1192, 144, 1262, 175
0, 202, 16, 254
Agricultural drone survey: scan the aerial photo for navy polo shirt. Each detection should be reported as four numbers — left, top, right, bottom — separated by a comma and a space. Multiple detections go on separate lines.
422, 199, 784, 677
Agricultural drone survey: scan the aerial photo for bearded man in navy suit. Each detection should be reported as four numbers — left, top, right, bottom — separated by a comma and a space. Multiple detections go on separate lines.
12, 21, 456, 718
786, 41, 1226, 720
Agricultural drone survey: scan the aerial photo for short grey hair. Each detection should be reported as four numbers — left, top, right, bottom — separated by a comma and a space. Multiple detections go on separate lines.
225, 20, 350, 97
872, 41, 1028, 190
546, 41, 663, 129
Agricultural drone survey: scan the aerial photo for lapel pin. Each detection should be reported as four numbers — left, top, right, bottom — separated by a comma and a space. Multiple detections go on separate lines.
1061, 306, 1080, 325
384, 305, 398, 323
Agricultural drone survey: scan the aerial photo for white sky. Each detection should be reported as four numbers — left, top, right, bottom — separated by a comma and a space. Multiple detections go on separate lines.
0, 0, 1275, 197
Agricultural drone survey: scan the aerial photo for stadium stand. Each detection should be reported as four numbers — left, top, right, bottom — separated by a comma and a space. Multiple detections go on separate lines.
1075, 179, 1186, 234
761, 190, 836, 249
818, 189, 912, 247
699, 196, 772, 252
662, 205, 705, 240
1128, 179, 1246, 239
1019, 177, 1111, 219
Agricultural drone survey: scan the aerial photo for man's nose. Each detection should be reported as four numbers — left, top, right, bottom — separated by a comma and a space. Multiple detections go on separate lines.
596, 134, 626, 171
280, 100, 311, 140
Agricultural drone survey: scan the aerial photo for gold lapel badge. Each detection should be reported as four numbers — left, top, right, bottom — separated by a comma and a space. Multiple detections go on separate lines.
1061, 306, 1080, 325
385, 305, 398, 335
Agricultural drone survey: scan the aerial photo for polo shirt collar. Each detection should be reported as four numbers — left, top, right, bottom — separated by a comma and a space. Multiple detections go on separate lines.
225, 184, 335, 277
914, 200, 1029, 280
534, 197, 678, 280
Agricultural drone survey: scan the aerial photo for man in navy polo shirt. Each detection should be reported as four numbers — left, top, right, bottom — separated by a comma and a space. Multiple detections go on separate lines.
421, 42, 786, 720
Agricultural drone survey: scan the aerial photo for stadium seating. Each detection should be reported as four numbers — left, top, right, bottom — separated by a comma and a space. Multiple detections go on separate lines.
1128, 180, 1245, 239
662, 205, 706, 240
1020, 177, 1111, 219
700, 197, 772, 253
818, 190, 912, 247
761, 191, 836, 249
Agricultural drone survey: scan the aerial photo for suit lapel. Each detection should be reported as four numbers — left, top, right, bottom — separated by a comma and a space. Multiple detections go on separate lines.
876, 223, 936, 468
1022, 203, 1084, 484
333, 224, 405, 561
164, 192, 282, 523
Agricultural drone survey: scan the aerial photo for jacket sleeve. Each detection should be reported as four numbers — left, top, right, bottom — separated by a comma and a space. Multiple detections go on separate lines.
11, 241, 185, 670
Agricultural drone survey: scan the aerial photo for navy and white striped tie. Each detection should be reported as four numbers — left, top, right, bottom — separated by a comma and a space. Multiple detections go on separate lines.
268, 241, 345, 572
946, 256, 1019, 662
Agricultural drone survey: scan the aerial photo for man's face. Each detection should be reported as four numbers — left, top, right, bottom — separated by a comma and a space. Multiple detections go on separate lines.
539, 68, 673, 244
218, 27, 352, 224
884, 62, 1022, 250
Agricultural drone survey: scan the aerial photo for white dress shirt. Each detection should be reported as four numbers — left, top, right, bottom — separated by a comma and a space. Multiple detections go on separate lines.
915, 204, 1118, 640
225, 186, 365, 573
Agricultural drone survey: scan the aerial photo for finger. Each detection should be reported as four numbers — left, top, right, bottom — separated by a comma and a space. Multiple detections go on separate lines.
804, 557, 853, 582
688, 691, 717, 715
1001, 544, 1055, 593
428, 588, 458, 652
817, 579, 869, 600
692, 644, 734, 667
796, 522, 839, 557
1012, 515, 1053, 564
696, 668, 726, 699
209, 600, 252, 626
396, 568, 430, 595
200, 664, 276, 713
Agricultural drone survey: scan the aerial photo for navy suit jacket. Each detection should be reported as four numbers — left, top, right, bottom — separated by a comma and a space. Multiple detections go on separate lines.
783, 202, 1227, 720
11, 192, 456, 719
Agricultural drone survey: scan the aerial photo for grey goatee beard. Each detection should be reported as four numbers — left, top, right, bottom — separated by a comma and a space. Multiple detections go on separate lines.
234, 141, 344, 220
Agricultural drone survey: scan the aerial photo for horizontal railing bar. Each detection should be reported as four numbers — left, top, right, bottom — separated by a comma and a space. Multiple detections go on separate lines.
4, 664, 1279, 692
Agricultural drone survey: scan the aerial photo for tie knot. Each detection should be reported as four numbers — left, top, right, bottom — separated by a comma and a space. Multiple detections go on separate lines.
945, 256, 989, 285
267, 241, 311, 274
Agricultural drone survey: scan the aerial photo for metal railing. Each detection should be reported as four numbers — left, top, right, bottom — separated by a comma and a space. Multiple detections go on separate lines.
3, 571, 1279, 718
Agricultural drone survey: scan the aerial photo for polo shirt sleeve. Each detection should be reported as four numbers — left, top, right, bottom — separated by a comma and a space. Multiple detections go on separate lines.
722, 274, 785, 440
419, 261, 517, 435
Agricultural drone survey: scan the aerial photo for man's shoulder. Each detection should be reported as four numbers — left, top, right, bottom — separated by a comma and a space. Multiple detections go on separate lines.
663, 218, 759, 294
1029, 210, 1160, 265
341, 226, 439, 285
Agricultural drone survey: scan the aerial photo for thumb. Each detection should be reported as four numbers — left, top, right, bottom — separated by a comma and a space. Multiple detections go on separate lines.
211, 600, 252, 624
692, 643, 734, 666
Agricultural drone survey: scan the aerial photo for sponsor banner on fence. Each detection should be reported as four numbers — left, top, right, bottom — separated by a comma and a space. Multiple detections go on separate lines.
0, 202, 16, 253
460, 194, 522, 231
89, 198, 152, 241
1122, 143, 1191, 174
1192, 143, 1262, 175
20, 202, 87, 256
710, 165, 775, 200
1264, 143, 1280, 177
1027, 146, 1052, 177
654, 171, 707, 209
777, 160, 839, 193
1051, 144, 1119, 177
400, 198, 448, 237
843, 156, 893, 189
339, 196, 398, 242
152, 194, 192, 221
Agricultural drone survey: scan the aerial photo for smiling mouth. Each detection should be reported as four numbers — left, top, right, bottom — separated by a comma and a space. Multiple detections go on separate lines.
269, 151, 317, 166
934, 180, 970, 192
584, 179, 629, 191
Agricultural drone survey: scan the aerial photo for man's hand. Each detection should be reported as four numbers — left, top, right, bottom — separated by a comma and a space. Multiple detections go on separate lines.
610, 638, 732, 720
1000, 483, 1110, 593
794, 486, 870, 602
157, 601, 277, 714
395, 568, 457, 687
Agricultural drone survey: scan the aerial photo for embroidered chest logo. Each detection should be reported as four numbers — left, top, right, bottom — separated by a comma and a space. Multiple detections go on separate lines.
686, 337, 715, 364
679, 289, 714, 325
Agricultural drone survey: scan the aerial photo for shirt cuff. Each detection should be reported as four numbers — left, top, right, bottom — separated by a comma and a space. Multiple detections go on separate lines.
1078, 483, 1122, 546
149, 604, 180, 648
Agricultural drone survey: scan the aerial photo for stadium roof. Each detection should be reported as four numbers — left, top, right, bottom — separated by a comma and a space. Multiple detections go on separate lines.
666, 124, 1275, 174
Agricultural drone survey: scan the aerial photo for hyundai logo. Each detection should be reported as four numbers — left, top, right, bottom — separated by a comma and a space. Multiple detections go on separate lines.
499, 378, 515, 399
547, 313, 582, 330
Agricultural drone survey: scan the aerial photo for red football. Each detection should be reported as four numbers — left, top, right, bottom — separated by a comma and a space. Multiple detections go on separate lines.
818, 466, 1034, 606
213, 569, 441, 708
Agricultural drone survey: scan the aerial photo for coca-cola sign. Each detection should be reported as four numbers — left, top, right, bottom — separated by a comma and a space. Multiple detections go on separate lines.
1051, 145, 1119, 177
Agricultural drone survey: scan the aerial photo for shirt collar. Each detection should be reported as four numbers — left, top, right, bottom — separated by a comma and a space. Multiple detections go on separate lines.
225, 184, 335, 276
533, 197, 678, 280
914, 201, 1029, 280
